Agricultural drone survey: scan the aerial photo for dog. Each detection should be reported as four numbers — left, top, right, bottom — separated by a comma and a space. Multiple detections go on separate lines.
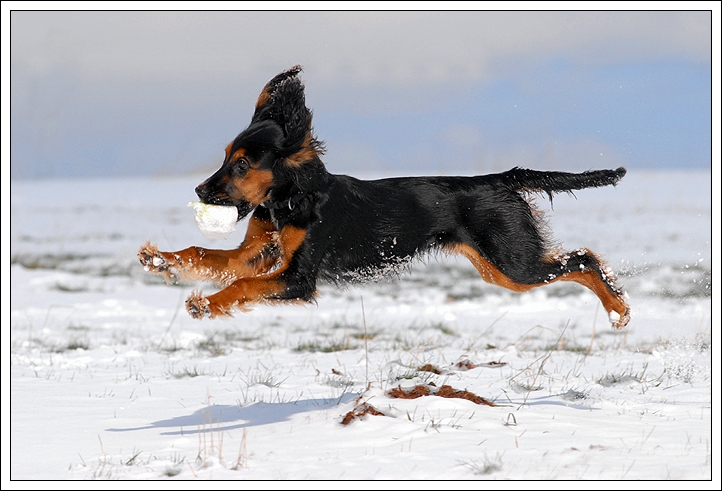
138, 65, 631, 329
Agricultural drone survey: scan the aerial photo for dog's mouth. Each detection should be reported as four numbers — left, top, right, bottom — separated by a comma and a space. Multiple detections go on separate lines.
198, 197, 254, 222
195, 181, 258, 221
234, 202, 255, 221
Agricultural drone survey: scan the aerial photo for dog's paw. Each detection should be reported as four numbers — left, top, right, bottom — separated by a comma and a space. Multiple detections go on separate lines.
608, 292, 631, 330
186, 290, 212, 319
138, 242, 164, 271
609, 307, 631, 330
186, 290, 238, 319
138, 242, 178, 283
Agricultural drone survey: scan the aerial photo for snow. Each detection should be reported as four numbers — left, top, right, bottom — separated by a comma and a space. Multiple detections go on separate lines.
7, 170, 716, 482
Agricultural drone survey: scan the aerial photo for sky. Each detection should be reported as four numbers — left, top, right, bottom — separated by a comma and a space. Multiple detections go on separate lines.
6, 8, 715, 180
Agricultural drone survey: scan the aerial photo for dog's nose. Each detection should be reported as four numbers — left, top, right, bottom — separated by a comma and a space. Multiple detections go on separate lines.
195, 182, 209, 201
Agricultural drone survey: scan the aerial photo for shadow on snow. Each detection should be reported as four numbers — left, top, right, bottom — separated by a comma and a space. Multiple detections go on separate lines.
107, 393, 360, 435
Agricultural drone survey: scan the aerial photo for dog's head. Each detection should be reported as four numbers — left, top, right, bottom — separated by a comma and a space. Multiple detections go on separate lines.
195, 65, 325, 220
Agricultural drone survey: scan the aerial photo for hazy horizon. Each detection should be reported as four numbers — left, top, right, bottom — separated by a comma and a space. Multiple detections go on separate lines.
9, 10, 713, 181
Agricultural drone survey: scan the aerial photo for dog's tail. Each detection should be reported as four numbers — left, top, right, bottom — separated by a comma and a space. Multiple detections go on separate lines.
492, 167, 626, 198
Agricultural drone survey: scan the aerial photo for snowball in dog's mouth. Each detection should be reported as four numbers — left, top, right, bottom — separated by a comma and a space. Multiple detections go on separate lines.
188, 201, 238, 240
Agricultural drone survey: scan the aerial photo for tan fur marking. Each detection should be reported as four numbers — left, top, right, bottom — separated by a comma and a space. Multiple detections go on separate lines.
226, 215, 279, 277
556, 270, 628, 318
285, 132, 317, 167
256, 85, 272, 108
232, 168, 274, 205
224, 142, 233, 161
244, 214, 276, 241
446, 243, 628, 319
196, 225, 307, 317
447, 243, 535, 293
276, 226, 306, 265
232, 148, 247, 162
138, 216, 280, 287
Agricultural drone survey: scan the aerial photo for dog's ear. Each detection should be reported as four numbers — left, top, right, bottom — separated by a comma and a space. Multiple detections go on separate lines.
252, 66, 324, 166
254, 65, 304, 111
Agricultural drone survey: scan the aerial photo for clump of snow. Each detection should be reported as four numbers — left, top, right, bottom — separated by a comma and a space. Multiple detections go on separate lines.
188, 201, 237, 239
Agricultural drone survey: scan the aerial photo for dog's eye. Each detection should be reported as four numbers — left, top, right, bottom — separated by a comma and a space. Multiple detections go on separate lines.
234, 159, 250, 173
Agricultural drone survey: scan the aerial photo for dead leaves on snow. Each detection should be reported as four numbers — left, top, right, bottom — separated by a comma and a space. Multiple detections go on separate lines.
340, 403, 386, 425
341, 383, 495, 425
388, 384, 495, 407
340, 359, 502, 425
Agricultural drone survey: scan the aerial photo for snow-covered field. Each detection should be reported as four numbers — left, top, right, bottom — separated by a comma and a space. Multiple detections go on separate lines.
8, 170, 714, 481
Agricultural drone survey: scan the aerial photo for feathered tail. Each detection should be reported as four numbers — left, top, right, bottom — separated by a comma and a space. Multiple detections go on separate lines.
495, 166, 626, 193
490, 166, 626, 202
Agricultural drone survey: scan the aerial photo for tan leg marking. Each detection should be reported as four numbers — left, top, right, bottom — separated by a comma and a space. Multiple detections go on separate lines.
138, 215, 279, 286
446, 243, 630, 328
186, 225, 307, 318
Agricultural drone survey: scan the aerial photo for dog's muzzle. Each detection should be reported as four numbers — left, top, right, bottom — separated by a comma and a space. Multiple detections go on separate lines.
195, 182, 254, 221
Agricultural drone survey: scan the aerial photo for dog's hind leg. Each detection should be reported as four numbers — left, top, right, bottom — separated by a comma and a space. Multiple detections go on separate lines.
539, 247, 630, 329
446, 242, 630, 329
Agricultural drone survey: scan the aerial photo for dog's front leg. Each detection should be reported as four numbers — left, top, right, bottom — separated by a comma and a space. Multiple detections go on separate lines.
138, 214, 279, 284
184, 224, 309, 319
186, 276, 290, 318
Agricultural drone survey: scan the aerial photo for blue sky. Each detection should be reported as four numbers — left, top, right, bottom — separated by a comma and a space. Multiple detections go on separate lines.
8, 10, 713, 180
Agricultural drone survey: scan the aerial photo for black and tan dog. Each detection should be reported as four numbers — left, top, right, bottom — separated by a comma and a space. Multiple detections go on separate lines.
139, 66, 630, 329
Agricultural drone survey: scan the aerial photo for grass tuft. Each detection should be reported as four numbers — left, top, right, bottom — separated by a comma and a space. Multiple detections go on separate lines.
459, 452, 503, 475
165, 364, 209, 379
295, 338, 357, 353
